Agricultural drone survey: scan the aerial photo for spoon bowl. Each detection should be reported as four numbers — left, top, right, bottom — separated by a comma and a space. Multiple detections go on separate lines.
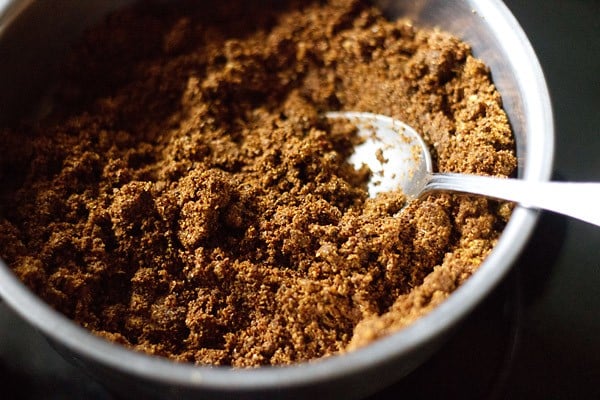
327, 112, 600, 227
325, 112, 432, 199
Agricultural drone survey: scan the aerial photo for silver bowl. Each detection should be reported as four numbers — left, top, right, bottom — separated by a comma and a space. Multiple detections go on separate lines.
0, 0, 553, 399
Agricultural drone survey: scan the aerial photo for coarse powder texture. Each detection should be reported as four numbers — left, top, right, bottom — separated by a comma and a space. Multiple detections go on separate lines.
0, 0, 516, 366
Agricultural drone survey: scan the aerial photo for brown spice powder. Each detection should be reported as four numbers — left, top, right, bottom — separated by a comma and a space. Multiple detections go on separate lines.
0, 0, 516, 367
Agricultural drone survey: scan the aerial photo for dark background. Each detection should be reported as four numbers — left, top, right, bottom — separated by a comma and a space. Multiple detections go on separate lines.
500, 1, 599, 398
503, 0, 600, 397
0, 0, 599, 399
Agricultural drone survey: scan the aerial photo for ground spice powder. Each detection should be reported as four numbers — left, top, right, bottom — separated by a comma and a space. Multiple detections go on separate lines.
0, 0, 516, 366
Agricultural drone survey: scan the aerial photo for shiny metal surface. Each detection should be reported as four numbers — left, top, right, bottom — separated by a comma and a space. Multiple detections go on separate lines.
325, 112, 433, 199
0, 1, 554, 399
326, 111, 598, 226
422, 174, 600, 226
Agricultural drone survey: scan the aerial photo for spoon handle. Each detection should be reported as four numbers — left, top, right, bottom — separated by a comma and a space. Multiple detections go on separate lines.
423, 173, 600, 227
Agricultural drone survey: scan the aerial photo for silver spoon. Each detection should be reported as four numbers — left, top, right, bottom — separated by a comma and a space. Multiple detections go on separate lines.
326, 111, 600, 227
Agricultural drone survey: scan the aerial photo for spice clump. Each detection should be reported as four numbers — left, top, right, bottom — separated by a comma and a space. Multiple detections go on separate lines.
0, 0, 516, 366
